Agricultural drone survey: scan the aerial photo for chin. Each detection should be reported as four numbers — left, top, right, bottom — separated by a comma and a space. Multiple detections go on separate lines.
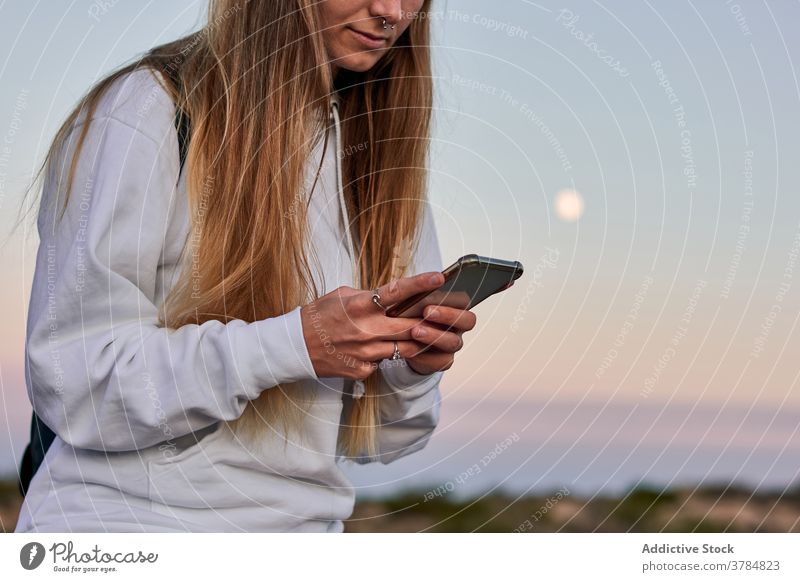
338, 54, 382, 73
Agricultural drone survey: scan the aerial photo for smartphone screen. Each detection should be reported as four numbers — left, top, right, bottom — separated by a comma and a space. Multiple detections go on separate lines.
386, 255, 524, 318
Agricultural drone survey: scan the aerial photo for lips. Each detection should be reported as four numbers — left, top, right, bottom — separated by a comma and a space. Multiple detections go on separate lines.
346, 26, 389, 50
348, 27, 388, 41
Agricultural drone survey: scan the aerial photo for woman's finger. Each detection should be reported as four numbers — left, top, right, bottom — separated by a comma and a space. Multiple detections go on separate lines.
410, 325, 463, 353
368, 271, 444, 312
405, 350, 455, 374
421, 305, 476, 332
361, 339, 429, 363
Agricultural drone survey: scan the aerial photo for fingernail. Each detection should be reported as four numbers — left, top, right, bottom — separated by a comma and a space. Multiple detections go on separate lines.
427, 308, 438, 318
429, 273, 441, 284
414, 326, 427, 338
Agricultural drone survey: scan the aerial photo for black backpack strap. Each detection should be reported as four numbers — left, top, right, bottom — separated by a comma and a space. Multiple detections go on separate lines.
17, 412, 56, 497
174, 103, 190, 177
161, 64, 191, 177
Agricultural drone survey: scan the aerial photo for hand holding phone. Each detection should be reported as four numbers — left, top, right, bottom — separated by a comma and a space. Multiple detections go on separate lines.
385, 254, 524, 318
384, 254, 524, 375
299, 271, 452, 380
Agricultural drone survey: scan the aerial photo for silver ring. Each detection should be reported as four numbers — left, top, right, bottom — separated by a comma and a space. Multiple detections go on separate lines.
391, 340, 401, 360
381, 18, 396, 30
371, 288, 386, 311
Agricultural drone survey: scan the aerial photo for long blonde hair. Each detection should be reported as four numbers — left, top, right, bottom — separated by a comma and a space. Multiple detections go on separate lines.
16, 0, 434, 459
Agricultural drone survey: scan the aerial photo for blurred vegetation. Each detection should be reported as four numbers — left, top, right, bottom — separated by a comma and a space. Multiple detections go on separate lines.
343, 481, 800, 532
2, 475, 798, 533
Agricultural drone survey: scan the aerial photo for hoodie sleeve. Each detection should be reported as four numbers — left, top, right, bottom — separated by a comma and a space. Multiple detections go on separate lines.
352, 197, 446, 464
25, 71, 317, 453
352, 361, 443, 465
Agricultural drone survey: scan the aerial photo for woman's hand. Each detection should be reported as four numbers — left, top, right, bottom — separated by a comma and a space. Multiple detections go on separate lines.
403, 279, 517, 375
299, 271, 446, 380
403, 305, 478, 375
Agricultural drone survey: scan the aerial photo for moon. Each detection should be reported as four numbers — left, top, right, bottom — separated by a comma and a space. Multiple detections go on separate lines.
554, 188, 585, 222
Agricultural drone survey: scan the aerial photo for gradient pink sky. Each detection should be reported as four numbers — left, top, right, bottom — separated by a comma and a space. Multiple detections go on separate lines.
1, 1, 799, 497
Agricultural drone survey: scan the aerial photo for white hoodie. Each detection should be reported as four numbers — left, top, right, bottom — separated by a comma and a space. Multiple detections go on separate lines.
14, 67, 444, 533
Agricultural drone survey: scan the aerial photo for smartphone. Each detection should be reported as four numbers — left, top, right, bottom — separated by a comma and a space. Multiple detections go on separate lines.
385, 254, 524, 318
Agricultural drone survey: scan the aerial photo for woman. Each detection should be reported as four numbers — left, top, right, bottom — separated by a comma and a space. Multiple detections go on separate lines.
14, 0, 477, 533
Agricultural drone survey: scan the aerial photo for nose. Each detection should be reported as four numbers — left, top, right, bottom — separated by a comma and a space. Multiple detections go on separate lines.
368, 0, 403, 29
